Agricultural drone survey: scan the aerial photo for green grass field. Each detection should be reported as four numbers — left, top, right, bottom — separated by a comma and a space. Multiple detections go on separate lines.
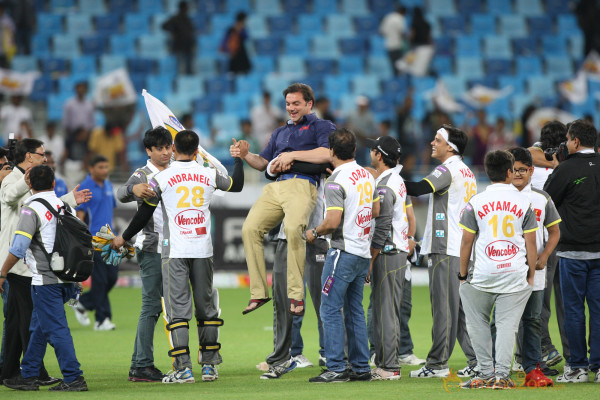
0, 284, 595, 399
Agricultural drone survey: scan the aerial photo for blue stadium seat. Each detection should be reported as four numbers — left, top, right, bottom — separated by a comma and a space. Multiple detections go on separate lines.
351, 75, 380, 97
284, 0, 309, 14
224, 0, 250, 12
483, 36, 512, 58
457, 0, 483, 14
81, 35, 107, 56
431, 55, 453, 75
100, 54, 126, 73
176, 76, 204, 97
382, 76, 409, 97
340, 0, 369, 16
323, 75, 350, 95
157, 58, 177, 76
199, 35, 222, 54
546, 0, 570, 15
58, 75, 88, 94
312, 0, 338, 15
139, 0, 164, 13
312, 36, 339, 58
284, 36, 310, 56
129, 74, 146, 93
46, 93, 70, 121
278, 55, 307, 76
195, 57, 218, 76
78, 0, 107, 14
252, 56, 275, 75
212, 113, 241, 135
488, 0, 512, 14
411, 77, 436, 94
433, 37, 453, 56
206, 77, 234, 94
470, 14, 496, 36
52, 34, 80, 58
371, 95, 395, 121
124, 14, 150, 36
71, 56, 97, 76
66, 14, 92, 35
298, 14, 322, 34
541, 36, 567, 56
441, 16, 467, 36
354, 16, 380, 35
268, 15, 292, 36
499, 15, 527, 37
498, 75, 525, 94
33, 34, 52, 58
467, 77, 496, 89
37, 13, 64, 35
30, 76, 55, 102
254, 38, 281, 56
307, 58, 336, 75
109, 35, 136, 57
108, 0, 134, 13
40, 58, 68, 76
568, 35, 584, 60
485, 58, 512, 77
246, 15, 268, 38
441, 76, 467, 98
128, 58, 156, 75
369, 37, 387, 56
515, 0, 543, 16
456, 56, 484, 78
263, 75, 292, 98
545, 56, 573, 79
456, 36, 481, 57
50, 0, 75, 13
367, 56, 392, 78
11, 55, 38, 72
527, 76, 555, 98
236, 74, 262, 93
325, 15, 355, 38
191, 14, 210, 35
428, 0, 456, 17
485, 97, 511, 119
339, 37, 367, 56
139, 35, 168, 59
341, 55, 365, 75
298, 76, 322, 93
151, 14, 169, 34
511, 93, 535, 116
165, 92, 193, 115
516, 55, 542, 75
222, 93, 251, 118
528, 16, 553, 36
512, 37, 538, 56
146, 75, 173, 99
255, 0, 282, 15
370, 0, 395, 15
95, 14, 121, 36
557, 15, 578, 33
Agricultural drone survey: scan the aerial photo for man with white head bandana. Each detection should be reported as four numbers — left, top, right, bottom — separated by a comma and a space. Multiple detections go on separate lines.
405, 125, 478, 378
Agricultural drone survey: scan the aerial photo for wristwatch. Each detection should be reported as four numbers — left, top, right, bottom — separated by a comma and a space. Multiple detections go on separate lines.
0, 274, 6, 279
312, 228, 319, 239
457, 272, 468, 281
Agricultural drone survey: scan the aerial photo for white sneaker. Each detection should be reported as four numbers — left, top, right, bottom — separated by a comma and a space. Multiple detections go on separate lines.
70, 303, 90, 326
511, 361, 524, 372
201, 365, 218, 381
398, 353, 426, 366
291, 354, 313, 368
94, 318, 116, 331
409, 366, 449, 378
595, 371, 600, 383
457, 365, 477, 377
371, 367, 401, 381
162, 367, 195, 383
556, 367, 589, 383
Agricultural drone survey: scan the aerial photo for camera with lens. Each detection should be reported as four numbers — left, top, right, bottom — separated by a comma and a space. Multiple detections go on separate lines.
544, 141, 568, 163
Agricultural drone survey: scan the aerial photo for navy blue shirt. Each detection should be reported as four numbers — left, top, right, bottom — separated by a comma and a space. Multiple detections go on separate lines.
259, 113, 334, 162
76, 174, 116, 234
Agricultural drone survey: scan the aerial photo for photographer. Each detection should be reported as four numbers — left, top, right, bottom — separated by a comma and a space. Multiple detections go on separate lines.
0, 146, 11, 185
543, 119, 600, 383
528, 121, 570, 367
0, 139, 91, 383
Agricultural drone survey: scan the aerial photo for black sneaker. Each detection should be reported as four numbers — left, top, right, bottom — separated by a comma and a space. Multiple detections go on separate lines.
36, 375, 62, 386
309, 369, 350, 383
348, 369, 372, 381
130, 366, 165, 382
3, 375, 39, 391
541, 366, 559, 376
49, 376, 88, 392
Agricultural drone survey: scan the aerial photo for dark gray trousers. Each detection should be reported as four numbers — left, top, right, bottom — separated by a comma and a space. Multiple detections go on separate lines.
425, 254, 476, 369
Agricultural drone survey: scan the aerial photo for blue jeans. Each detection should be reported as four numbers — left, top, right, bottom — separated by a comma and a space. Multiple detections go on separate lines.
559, 257, 600, 370
80, 252, 119, 323
21, 284, 82, 383
519, 290, 544, 373
0, 279, 8, 368
320, 249, 370, 373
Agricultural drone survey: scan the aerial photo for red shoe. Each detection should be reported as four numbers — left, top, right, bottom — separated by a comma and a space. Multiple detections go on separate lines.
524, 364, 554, 387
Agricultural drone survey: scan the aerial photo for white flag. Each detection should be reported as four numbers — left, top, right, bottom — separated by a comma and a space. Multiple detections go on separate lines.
581, 50, 600, 80
93, 68, 136, 107
526, 108, 576, 138
463, 85, 513, 108
142, 89, 229, 180
0, 69, 39, 95
559, 72, 588, 104
426, 79, 464, 113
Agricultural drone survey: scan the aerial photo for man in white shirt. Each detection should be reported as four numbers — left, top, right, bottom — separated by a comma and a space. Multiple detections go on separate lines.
0, 95, 32, 142
62, 82, 95, 136
250, 91, 283, 148
379, 6, 407, 75
459, 150, 538, 389
305, 128, 380, 383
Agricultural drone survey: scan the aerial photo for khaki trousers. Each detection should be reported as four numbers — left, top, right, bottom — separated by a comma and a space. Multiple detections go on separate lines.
242, 178, 317, 301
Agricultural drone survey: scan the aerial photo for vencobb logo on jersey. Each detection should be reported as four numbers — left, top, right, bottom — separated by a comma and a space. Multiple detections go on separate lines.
175, 209, 206, 236
485, 240, 519, 263
355, 207, 372, 237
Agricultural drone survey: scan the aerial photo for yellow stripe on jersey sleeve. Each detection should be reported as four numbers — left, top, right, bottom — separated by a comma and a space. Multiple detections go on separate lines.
326, 207, 344, 211
226, 177, 233, 192
144, 198, 158, 207
545, 219, 561, 228
458, 223, 476, 234
15, 230, 32, 239
406, 203, 413, 208
523, 227, 539, 233
423, 178, 436, 191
